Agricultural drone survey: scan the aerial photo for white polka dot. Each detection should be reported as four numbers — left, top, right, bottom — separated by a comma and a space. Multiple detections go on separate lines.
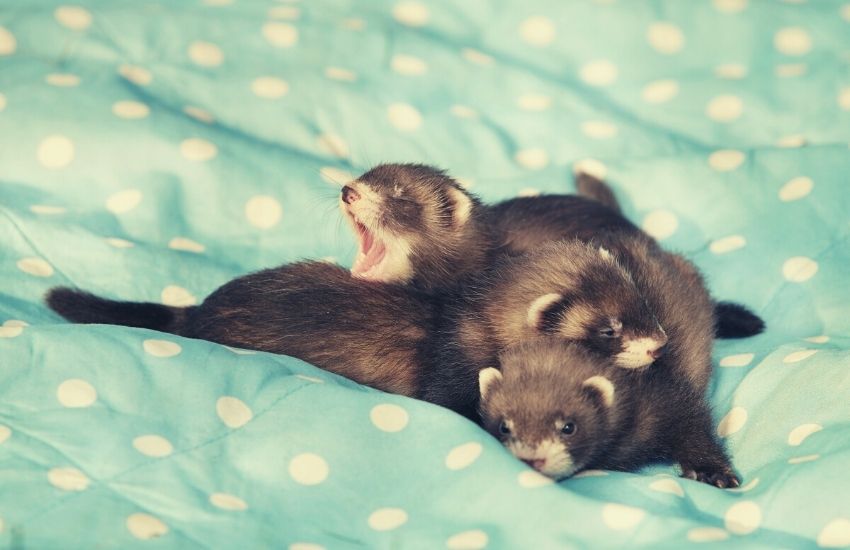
17, 258, 53, 277
268, 5, 300, 19
316, 133, 349, 158
44, 73, 80, 88
642, 79, 679, 104
325, 67, 357, 82
105, 237, 135, 248
450, 104, 478, 118
251, 76, 289, 99
216, 396, 252, 428
519, 16, 555, 46
210, 492, 248, 511
461, 48, 494, 66
161, 285, 197, 306
118, 64, 152, 86
319, 167, 353, 185
649, 477, 684, 497
775, 63, 807, 78
263, 22, 298, 47
774, 27, 811, 56
188, 41, 223, 67
572, 469, 608, 479
180, 138, 218, 161
728, 477, 759, 493
805, 335, 829, 344
706, 95, 743, 122
517, 188, 540, 198
517, 470, 554, 488
48, 467, 90, 491
112, 100, 150, 119
581, 121, 618, 139
57, 379, 97, 408
708, 149, 745, 171
783, 257, 818, 282
0, 320, 26, 338
647, 22, 684, 54
714, 63, 748, 80
387, 103, 422, 131
30, 205, 65, 215
641, 210, 678, 240
0, 425, 10, 444
783, 349, 818, 363
0, 93, 6, 112
289, 544, 325, 550
342, 18, 365, 30
245, 195, 282, 229
818, 518, 850, 548
789, 454, 820, 464
838, 88, 850, 111
37, 135, 75, 169
392, 1, 429, 26
713, 0, 747, 13
779, 176, 813, 202
203, 0, 233, 5
725, 501, 761, 535
289, 453, 329, 485
55, 5, 92, 30
105, 189, 142, 214
777, 134, 806, 148
602, 503, 645, 530
127, 513, 168, 540
517, 93, 552, 111
0, 27, 17, 56
710, 235, 747, 255
168, 237, 205, 253
446, 530, 488, 550
225, 346, 256, 355
579, 60, 618, 86
573, 158, 607, 179
843, 4, 850, 22
687, 527, 729, 542
445, 442, 483, 470
391, 54, 427, 76
370, 404, 409, 432
788, 423, 822, 446
368, 508, 408, 531
133, 435, 174, 457
514, 149, 549, 170
719, 353, 754, 367
717, 406, 747, 437
184, 105, 214, 124
143, 339, 182, 358
295, 374, 324, 383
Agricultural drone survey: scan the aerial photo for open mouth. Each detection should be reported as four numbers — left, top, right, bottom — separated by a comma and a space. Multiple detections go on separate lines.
351, 220, 387, 279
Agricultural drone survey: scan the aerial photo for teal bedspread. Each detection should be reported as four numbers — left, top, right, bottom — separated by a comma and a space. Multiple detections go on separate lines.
2, 1, 850, 548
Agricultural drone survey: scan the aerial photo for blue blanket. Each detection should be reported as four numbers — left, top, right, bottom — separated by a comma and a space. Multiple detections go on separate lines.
2, 0, 850, 548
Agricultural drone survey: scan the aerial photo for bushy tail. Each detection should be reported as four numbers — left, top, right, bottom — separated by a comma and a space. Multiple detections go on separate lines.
575, 171, 622, 214
46, 287, 191, 334
714, 301, 765, 339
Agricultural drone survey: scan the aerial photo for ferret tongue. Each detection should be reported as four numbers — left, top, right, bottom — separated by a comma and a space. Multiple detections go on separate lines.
352, 227, 387, 277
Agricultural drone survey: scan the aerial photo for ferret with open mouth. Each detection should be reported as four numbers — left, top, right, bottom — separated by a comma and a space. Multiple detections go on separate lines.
479, 339, 739, 487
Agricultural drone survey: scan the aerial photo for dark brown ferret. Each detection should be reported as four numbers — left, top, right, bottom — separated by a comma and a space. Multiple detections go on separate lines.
479, 339, 739, 487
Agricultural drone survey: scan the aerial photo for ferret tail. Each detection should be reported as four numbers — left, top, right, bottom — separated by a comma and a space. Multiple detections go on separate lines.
46, 287, 192, 334
575, 171, 622, 214
714, 301, 765, 339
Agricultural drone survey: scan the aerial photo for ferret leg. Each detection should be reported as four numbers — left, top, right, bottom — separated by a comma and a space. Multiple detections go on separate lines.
673, 404, 741, 488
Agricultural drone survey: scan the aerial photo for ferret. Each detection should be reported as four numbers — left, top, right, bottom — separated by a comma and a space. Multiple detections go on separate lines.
479, 339, 740, 487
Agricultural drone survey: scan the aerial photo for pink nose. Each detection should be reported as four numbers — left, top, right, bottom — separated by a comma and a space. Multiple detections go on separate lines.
522, 458, 546, 471
648, 344, 666, 359
341, 185, 360, 204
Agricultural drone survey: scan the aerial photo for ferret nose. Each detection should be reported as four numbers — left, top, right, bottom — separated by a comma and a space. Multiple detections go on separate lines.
648, 344, 666, 359
522, 458, 546, 471
341, 185, 360, 205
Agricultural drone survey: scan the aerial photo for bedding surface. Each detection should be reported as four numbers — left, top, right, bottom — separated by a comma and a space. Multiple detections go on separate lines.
2, 0, 850, 548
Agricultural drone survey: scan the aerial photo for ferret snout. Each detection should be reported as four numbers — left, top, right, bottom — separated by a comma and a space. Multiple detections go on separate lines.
521, 458, 547, 471
341, 185, 360, 205
648, 343, 666, 359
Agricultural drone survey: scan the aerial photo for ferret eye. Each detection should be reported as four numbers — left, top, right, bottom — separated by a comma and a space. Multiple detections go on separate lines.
498, 421, 511, 435
598, 324, 621, 338
560, 422, 576, 436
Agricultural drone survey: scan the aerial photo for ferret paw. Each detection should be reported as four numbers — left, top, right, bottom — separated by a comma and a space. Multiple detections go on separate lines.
681, 465, 741, 489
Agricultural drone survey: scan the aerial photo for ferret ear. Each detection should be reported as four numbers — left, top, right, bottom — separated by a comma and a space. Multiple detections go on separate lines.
479, 368, 503, 399
598, 247, 613, 261
446, 186, 473, 228
526, 293, 564, 332
582, 375, 615, 408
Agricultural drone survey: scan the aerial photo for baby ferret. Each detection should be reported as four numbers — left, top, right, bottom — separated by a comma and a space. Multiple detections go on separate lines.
479, 339, 739, 487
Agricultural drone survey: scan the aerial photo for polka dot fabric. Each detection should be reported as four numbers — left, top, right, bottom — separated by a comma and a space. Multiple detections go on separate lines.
1, 1, 849, 548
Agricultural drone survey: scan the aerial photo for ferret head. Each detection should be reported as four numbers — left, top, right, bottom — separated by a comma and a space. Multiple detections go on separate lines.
505, 242, 668, 369
478, 340, 618, 480
339, 163, 486, 290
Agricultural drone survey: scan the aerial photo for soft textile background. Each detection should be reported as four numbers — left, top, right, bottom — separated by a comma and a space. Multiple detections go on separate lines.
1, 0, 850, 548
